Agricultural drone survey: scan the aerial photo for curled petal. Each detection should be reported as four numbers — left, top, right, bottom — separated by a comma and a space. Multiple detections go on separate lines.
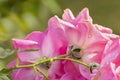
25, 31, 44, 45
75, 8, 92, 24
62, 8, 75, 23
12, 39, 39, 50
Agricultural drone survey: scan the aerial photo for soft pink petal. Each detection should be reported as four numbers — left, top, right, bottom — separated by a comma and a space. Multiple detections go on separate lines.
79, 65, 91, 79
12, 39, 39, 50
24, 31, 44, 45
95, 24, 112, 34
62, 8, 75, 23
60, 73, 74, 80
44, 18, 69, 57
11, 68, 36, 80
74, 8, 92, 24
48, 16, 75, 30
17, 51, 41, 64
101, 38, 120, 66
48, 61, 65, 79
7, 60, 16, 68
83, 41, 106, 63
40, 31, 54, 57
34, 72, 43, 80
64, 27, 81, 46
63, 61, 86, 80
92, 63, 116, 80
116, 66, 120, 79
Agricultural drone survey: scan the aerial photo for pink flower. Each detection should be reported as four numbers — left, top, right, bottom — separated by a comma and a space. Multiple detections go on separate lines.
7, 7, 120, 80
8, 30, 68, 80
47, 8, 119, 79
92, 37, 120, 80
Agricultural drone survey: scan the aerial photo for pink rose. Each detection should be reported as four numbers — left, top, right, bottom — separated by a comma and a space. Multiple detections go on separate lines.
47, 8, 119, 79
8, 30, 68, 80
7, 8, 120, 80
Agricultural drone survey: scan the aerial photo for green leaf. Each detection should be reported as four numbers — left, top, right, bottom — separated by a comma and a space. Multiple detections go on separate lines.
0, 74, 10, 80
0, 68, 13, 75
0, 47, 16, 59
0, 68, 12, 80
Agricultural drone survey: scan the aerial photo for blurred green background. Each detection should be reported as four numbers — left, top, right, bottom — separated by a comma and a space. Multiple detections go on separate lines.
0, 0, 120, 69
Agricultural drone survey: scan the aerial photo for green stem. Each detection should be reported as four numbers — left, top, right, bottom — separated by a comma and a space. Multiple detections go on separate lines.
36, 67, 50, 80
53, 57, 90, 68
9, 54, 89, 80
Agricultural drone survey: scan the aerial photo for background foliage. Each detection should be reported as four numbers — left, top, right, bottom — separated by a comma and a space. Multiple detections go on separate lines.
0, 0, 120, 73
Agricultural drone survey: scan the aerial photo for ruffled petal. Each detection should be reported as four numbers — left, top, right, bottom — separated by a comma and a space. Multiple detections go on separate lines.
62, 8, 75, 23
75, 8, 92, 24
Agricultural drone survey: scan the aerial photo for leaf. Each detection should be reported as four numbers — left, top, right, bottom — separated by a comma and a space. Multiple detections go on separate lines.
0, 68, 13, 75
0, 47, 16, 59
0, 74, 10, 80
0, 68, 12, 80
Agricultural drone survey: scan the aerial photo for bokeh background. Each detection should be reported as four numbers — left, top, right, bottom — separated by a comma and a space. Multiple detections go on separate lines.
0, 0, 120, 69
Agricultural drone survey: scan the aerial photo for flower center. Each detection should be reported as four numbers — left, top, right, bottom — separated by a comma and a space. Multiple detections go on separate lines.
68, 45, 82, 60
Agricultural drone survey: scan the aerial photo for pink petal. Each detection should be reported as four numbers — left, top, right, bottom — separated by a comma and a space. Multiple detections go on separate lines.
7, 60, 16, 68
116, 66, 120, 79
48, 16, 74, 30
48, 61, 65, 79
79, 65, 91, 79
62, 8, 75, 23
12, 39, 39, 50
34, 73, 43, 80
92, 63, 116, 80
17, 51, 41, 64
101, 38, 120, 66
75, 8, 92, 24
64, 27, 81, 46
83, 41, 106, 63
24, 31, 44, 45
40, 31, 54, 57
95, 24, 112, 34
60, 73, 74, 80
11, 68, 36, 80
